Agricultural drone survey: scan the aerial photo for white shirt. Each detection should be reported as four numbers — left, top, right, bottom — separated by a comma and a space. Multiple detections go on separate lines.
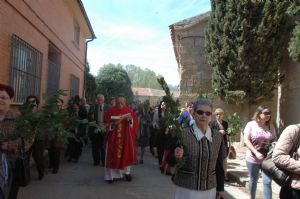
98, 104, 104, 124
190, 119, 212, 142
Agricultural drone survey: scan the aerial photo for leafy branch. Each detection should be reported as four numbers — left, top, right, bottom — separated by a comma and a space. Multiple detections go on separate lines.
225, 112, 242, 143
13, 90, 77, 143
157, 77, 185, 170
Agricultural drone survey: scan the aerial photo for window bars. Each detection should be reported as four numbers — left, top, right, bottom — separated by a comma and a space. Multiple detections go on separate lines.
9, 34, 42, 103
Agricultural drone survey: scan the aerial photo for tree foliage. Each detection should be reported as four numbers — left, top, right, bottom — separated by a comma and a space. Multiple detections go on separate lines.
13, 90, 76, 142
205, 0, 292, 104
287, 1, 300, 61
157, 77, 185, 170
124, 64, 163, 89
289, 24, 300, 61
85, 72, 97, 102
100, 63, 163, 89
225, 112, 242, 142
96, 65, 134, 103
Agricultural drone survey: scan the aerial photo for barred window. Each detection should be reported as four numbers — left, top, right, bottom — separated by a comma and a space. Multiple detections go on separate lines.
70, 74, 79, 97
9, 34, 42, 103
47, 60, 61, 95
47, 44, 61, 96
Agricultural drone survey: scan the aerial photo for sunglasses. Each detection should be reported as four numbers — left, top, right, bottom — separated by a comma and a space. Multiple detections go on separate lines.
262, 111, 271, 116
196, 110, 212, 116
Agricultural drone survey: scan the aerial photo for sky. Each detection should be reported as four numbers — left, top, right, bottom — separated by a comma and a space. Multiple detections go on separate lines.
82, 0, 211, 85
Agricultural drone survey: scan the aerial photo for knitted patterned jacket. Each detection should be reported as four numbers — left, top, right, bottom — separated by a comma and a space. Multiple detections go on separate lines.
169, 125, 226, 191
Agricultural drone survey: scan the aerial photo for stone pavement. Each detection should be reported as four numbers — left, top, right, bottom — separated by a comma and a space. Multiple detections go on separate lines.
227, 143, 281, 199
21, 144, 249, 199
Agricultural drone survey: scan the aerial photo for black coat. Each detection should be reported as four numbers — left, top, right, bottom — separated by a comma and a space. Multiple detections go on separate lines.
210, 120, 229, 150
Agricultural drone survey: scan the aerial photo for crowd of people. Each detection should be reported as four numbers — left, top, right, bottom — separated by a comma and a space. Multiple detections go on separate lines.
1, 82, 300, 199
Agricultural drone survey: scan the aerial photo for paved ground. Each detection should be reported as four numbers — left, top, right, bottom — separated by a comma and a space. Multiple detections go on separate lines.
228, 143, 280, 199
18, 145, 249, 199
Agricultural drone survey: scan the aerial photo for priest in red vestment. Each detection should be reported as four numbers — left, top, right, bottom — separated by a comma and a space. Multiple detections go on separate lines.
104, 95, 138, 183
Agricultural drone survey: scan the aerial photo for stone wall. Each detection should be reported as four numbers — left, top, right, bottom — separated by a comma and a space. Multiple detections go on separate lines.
171, 13, 281, 140
279, 52, 300, 131
171, 13, 213, 98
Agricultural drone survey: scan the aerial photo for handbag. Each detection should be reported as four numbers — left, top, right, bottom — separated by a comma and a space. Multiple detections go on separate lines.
261, 148, 291, 186
15, 138, 31, 187
261, 127, 300, 187
252, 142, 272, 158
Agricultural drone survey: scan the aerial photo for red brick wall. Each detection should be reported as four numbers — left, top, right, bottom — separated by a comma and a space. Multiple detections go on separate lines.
0, 0, 92, 103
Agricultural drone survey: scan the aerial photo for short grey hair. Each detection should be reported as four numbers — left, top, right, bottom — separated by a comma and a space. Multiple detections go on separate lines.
96, 94, 104, 99
193, 98, 213, 111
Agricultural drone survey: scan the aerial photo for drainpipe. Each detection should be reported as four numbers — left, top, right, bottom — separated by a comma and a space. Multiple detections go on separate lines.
83, 38, 95, 97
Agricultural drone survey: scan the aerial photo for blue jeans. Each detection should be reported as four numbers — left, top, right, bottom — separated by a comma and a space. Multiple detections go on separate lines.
246, 161, 272, 199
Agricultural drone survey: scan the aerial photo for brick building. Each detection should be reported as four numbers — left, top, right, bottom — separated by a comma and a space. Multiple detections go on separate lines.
0, 0, 95, 105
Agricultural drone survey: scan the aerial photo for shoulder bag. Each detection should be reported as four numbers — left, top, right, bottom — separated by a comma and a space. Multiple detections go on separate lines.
261, 125, 300, 187
15, 138, 31, 187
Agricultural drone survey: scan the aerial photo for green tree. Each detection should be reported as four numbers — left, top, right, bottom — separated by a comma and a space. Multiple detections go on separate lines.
96, 65, 134, 103
124, 64, 162, 89
289, 24, 300, 61
85, 72, 97, 102
287, 1, 300, 61
205, 0, 292, 104
101, 63, 163, 89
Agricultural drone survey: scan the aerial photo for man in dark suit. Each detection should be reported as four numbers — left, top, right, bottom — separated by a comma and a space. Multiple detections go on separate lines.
88, 94, 109, 166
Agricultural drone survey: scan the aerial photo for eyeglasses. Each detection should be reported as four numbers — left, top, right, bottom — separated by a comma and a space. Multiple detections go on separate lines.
0, 96, 10, 100
262, 111, 271, 116
196, 110, 212, 116
28, 100, 36, 104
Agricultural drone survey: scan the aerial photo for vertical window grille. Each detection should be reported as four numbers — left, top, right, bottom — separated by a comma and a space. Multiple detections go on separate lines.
70, 74, 79, 97
9, 34, 42, 103
47, 44, 61, 96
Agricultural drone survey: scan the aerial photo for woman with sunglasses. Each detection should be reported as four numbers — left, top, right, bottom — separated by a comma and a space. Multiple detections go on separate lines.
168, 98, 226, 199
244, 105, 277, 199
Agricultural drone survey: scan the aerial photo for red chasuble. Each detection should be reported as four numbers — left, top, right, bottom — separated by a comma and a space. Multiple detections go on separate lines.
105, 106, 138, 169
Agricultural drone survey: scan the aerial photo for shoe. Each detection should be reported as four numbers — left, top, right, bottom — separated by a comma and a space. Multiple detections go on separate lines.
93, 162, 99, 166
38, 172, 44, 180
224, 177, 229, 182
67, 157, 72, 162
160, 166, 164, 174
105, 179, 114, 184
165, 171, 173, 176
124, 174, 132, 182
139, 160, 144, 164
52, 169, 58, 174
150, 149, 155, 156
73, 159, 78, 163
